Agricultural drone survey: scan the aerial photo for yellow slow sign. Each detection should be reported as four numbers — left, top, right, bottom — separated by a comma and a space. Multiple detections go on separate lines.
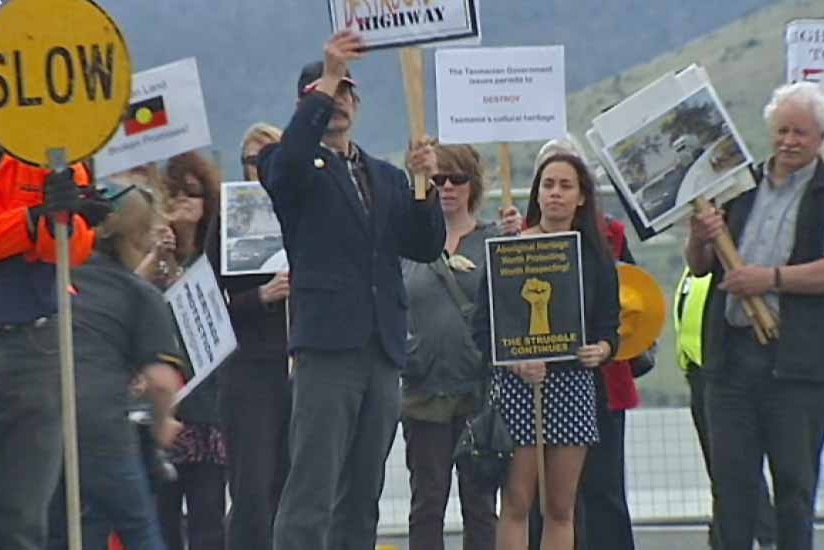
0, 0, 132, 166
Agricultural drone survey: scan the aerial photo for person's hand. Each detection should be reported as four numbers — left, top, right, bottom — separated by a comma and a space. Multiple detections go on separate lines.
259, 272, 290, 304
405, 136, 438, 180
578, 342, 610, 368
499, 205, 522, 236
154, 417, 184, 449
29, 168, 84, 225
689, 205, 725, 244
512, 361, 546, 384
151, 225, 177, 256
719, 265, 774, 297
323, 30, 364, 82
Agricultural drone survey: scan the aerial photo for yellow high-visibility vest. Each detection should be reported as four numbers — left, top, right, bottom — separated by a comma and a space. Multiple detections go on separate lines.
673, 268, 712, 370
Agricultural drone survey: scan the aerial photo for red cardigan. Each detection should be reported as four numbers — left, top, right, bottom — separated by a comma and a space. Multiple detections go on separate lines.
601, 217, 640, 411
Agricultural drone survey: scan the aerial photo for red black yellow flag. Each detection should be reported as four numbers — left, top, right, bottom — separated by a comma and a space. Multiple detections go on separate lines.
124, 96, 169, 136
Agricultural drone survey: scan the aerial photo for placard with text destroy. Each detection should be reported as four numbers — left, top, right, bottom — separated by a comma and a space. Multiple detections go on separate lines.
485, 232, 585, 365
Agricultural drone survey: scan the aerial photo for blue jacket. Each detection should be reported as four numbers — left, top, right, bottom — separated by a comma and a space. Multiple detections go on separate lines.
258, 92, 445, 367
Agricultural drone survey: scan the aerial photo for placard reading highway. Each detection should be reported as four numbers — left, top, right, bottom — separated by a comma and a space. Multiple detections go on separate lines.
485, 232, 585, 365
328, 0, 480, 50
436, 46, 566, 144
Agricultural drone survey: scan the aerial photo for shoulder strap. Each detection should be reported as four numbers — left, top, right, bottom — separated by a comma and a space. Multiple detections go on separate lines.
428, 255, 474, 322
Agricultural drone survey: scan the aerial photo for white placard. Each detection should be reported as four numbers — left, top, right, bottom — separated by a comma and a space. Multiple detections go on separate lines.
328, 0, 480, 51
220, 181, 288, 276
786, 19, 824, 84
94, 58, 212, 177
436, 46, 566, 144
166, 255, 237, 404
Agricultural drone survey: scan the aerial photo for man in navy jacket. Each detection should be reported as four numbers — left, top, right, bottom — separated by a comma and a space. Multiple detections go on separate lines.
258, 31, 445, 550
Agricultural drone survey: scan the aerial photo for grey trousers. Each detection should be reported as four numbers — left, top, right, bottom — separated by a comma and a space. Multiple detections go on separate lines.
272, 337, 400, 550
0, 318, 63, 550
707, 329, 824, 550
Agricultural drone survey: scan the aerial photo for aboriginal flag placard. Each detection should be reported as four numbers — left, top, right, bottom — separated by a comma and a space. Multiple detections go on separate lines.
124, 96, 168, 135
94, 58, 212, 177
485, 232, 585, 365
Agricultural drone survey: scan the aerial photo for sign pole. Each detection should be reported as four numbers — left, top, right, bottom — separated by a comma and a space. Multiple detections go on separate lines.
0, 1, 132, 547
400, 47, 427, 200
499, 142, 547, 517
692, 197, 778, 343
49, 149, 83, 550
499, 143, 513, 209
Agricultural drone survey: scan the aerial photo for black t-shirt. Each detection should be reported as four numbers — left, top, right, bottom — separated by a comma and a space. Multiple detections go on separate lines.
72, 253, 182, 456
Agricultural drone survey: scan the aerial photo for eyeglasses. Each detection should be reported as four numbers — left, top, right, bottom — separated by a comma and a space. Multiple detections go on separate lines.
431, 173, 471, 187
242, 154, 258, 166
172, 187, 206, 199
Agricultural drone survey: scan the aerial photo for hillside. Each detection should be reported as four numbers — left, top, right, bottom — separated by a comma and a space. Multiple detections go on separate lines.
95, 0, 778, 178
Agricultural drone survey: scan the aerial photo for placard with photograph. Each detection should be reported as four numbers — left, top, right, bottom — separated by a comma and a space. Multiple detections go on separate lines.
599, 85, 752, 229
328, 0, 480, 50
221, 181, 288, 276
485, 232, 585, 366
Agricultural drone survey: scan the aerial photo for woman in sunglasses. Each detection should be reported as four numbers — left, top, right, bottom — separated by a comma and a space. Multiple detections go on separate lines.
401, 144, 521, 550
156, 151, 227, 550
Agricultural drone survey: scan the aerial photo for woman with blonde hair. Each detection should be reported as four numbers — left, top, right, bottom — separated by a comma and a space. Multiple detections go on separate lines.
203, 122, 292, 550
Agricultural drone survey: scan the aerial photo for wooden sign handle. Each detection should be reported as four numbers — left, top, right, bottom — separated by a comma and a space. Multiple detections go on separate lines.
48, 148, 83, 550
400, 47, 427, 201
533, 383, 547, 517
692, 197, 778, 342
499, 143, 513, 209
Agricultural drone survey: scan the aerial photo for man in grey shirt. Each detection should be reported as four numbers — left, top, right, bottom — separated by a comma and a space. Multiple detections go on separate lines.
686, 82, 824, 549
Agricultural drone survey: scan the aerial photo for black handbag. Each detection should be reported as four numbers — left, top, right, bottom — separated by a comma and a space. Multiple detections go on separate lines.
429, 254, 514, 491
452, 384, 514, 492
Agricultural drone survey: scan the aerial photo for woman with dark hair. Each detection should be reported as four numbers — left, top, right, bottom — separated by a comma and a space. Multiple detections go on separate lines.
527, 139, 641, 550
203, 122, 292, 550
401, 144, 521, 550
156, 151, 227, 550
473, 153, 620, 550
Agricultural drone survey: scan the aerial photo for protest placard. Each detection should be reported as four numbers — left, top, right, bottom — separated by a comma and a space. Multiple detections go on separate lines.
485, 232, 585, 365
328, 0, 480, 50
220, 181, 288, 276
436, 46, 566, 144
587, 66, 753, 231
94, 58, 212, 177
165, 255, 238, 403
786, 19, 824, 84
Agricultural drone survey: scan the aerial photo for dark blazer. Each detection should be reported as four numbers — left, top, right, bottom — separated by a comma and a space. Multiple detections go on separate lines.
258, 92, 445, 367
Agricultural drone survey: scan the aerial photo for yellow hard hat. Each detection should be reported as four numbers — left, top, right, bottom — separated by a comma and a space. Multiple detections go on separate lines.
615, 264, 667, 360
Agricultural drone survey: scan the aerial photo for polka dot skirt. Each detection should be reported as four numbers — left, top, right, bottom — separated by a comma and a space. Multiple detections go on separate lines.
493, 364, 598, 447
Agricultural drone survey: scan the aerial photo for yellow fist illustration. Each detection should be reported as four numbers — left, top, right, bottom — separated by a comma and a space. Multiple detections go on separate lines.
521, 278, 552, 335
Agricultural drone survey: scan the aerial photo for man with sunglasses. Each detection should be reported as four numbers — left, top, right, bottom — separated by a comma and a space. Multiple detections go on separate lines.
0, 148, 109, 550
258, 30, 445, 550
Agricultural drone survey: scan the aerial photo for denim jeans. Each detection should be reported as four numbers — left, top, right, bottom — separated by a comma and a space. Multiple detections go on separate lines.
48, 452, 167, 550
0, 318, 63, 550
